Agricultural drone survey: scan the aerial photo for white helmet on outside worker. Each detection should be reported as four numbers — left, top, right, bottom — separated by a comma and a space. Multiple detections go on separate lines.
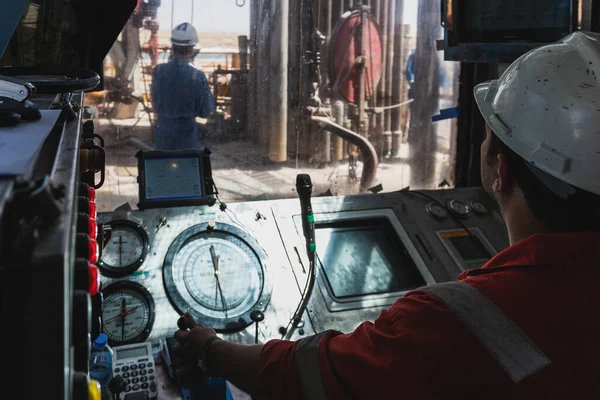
171, 22, 198, 47
474, 31, 600, 197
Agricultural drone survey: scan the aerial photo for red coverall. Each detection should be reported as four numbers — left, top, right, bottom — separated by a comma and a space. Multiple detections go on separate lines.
260, 233, 600, 399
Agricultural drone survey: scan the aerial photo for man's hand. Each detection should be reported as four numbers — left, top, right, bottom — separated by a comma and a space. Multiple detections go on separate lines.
173, 312, 218, 363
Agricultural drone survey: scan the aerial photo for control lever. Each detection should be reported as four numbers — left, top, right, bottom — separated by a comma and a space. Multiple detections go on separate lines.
250, 310, 264, 344
296, 174, 316, 264
283, 174, 318, 339
109, 375, 127, 400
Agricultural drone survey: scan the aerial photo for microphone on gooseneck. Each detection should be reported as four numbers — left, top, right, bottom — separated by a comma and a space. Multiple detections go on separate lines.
296, 174, 316, 263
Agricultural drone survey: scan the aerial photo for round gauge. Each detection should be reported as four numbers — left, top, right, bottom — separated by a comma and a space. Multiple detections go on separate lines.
468, 200, 488, 216
101, 281, 155, 346
425, 202, 448, 220
447, 199, 470, 218
98, 220, 149, 278
163, 222, 272, 332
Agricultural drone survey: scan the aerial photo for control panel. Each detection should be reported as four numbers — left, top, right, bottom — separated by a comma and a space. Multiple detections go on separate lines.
96, 186, 508, 349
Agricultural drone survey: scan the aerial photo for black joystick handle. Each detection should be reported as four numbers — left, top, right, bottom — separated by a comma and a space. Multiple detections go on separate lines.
250, 310, 265, 344
177, 316, 187, 330
109, 375, 127, 399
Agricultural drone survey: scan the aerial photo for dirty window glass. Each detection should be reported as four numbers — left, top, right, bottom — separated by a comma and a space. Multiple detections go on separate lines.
79, 0, 459, 212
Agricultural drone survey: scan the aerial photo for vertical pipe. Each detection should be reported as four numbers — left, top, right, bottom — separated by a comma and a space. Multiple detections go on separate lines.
391, 1, 405, 157
355, 6, 368, 144
383, 0, 395, 141
191, 0, 195, 24
378, 0, 389, 157
410, 0, 441, 187
171, 0, 175, 30
239, 36, 249, 70
333, 0, 346, 160
369, 0, 380, 151
323, 0, 333, 162
268, 0, 289, 162
257, 0, 270, 157
247, 0, 259, 139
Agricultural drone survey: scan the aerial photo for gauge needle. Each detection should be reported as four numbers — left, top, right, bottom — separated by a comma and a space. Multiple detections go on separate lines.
121, 297, 126, 340
210, 245, 228, 317
104, 306, 140, 324
119, 235, 123, 267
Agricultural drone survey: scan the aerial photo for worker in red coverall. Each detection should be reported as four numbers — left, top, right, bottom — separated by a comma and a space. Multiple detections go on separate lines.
174, 31, 600, 399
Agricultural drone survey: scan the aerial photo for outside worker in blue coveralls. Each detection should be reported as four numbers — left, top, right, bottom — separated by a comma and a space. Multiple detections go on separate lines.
151, 22, 215, 150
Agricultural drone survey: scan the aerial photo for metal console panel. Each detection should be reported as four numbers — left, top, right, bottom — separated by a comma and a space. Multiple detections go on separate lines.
98, 186, 509, 344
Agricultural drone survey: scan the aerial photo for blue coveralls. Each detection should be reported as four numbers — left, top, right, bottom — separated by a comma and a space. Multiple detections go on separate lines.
151, 56, 215, 150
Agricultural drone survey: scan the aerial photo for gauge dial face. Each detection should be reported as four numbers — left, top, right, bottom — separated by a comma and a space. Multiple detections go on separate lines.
101, 282, 155, 345
99, 221, 149, 277
469, 200, 488, 215
448, 199, 470, 217
426, 202, 448, 220
163, 223, 272, 332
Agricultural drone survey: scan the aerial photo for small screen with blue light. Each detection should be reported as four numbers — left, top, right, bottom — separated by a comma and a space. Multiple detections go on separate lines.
144, 157, 202, 201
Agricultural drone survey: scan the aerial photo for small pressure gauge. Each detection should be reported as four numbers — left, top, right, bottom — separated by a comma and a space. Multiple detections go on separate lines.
447, 199, 470, 218
426, 202, 448, 220
468, 200, 488, 216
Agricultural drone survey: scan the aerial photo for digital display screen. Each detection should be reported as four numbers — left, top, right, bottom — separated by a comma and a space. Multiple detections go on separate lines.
448, 235, 490, 261
144, 157, 202, 201
117, 346, 148, 360
459, 0, 571, 42
316, 219, 425, 298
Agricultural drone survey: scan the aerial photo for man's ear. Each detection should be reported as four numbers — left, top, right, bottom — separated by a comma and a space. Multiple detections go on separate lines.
495, 153, 513, 192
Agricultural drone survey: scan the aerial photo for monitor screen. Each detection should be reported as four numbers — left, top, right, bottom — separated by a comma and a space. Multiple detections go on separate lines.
316, 218, 425, 299
448, 235, 490, 262
144, 157, 203, 201
458, 0, 572, 42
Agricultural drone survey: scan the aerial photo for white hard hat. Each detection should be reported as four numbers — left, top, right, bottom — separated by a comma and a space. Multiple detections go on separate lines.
474, 31, 600, 197
171, 22, 198, 47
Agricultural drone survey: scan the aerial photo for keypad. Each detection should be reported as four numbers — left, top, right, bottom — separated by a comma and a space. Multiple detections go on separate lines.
114, 359, 157, 397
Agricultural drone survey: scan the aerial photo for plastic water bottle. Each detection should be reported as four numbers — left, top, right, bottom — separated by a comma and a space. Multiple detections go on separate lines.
89, 333, 114, 400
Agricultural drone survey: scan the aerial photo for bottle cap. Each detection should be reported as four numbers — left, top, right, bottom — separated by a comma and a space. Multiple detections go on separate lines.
93, 333, 107, 349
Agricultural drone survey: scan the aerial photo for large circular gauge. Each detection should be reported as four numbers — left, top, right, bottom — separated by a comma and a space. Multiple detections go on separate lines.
163, 222, 272, 332
99, 220, 149, 278
447, 199, 470, 218
101, 281, 155, 346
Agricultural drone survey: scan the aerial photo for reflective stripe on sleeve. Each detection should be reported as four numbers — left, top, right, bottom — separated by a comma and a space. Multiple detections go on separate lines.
421, 281, 551, 383
294, 331, 330, 400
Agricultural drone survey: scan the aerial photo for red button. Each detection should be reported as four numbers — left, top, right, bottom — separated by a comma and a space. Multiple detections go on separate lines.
88, 187, 96, 203
89, 239, 99, 264
89, 218, 98, 239
88, 264, 100, 296
88, 202, 97, 219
